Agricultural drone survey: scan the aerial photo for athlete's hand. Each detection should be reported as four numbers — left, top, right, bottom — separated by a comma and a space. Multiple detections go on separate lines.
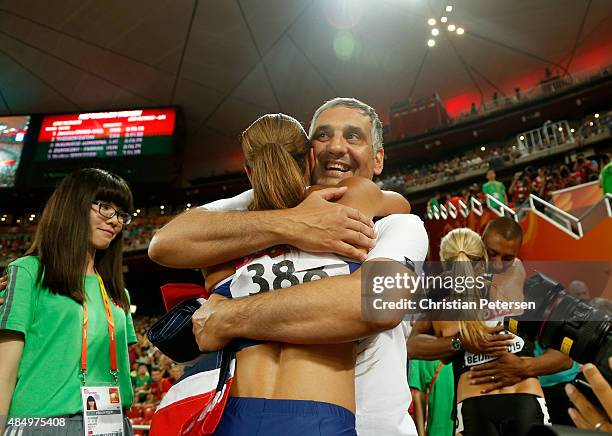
192, 294, 233, 352
286, 186, 376, 261
460, 325, 514, 355
566, 360, 612, 432
468, 352, 527, 392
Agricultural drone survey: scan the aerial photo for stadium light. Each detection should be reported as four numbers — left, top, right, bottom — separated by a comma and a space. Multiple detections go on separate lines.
136, 208, 141, 213
570, 128, 575, 133
519, 135, 525, 140
441, 16, 448, 23
448, 24, 456, 32
0, 218, 5, 222
481, 146, 486, 151
432, 28, 439, 36
589, 121, 594, 126
456, 27, 464, 35
186, 203, 191, 208
594, 113, 600, 118
446, 5, 453, 12
427, 18, 436, 26
160, 205, 165, 210
427, 39, 436, 47
558, 127, 563, 132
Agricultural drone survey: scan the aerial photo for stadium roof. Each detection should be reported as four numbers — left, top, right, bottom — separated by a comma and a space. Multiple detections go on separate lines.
0, 0, 611, 180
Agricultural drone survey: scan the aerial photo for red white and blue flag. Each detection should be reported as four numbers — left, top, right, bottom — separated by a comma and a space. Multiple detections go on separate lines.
149, 349, 236, 436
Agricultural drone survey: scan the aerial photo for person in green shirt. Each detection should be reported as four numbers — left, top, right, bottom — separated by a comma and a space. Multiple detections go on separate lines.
409, 359, 454, 436
600, 159, 612, 195
132, 363, 152, 402
427, 192, 441, 216
482, 169, 507, 211
0, 168, 137, 435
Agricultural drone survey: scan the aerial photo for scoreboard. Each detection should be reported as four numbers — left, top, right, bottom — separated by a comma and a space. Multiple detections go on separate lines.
36, 108, 176, 161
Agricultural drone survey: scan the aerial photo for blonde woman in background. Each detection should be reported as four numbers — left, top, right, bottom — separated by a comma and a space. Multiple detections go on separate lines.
415, 228, 549, 436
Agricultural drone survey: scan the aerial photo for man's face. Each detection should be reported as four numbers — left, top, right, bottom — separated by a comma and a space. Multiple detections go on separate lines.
483, 231, 521, 273
486, 170, 495, 182
151, 370, 162, 382
310, 106, 384, 185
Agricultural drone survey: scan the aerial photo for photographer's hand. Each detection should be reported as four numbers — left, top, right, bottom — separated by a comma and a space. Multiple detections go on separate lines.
566, 360, 612, 432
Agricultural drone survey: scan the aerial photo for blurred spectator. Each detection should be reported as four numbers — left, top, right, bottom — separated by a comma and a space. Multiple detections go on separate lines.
428, 192, 441, 212
482, 169, 507, 210
132, 363, 152, 403
508, 171, 531, 206
167, 364, 185, 385
568, 280, 591, 303
600, 157, 612, 195
148, 366, 172, 402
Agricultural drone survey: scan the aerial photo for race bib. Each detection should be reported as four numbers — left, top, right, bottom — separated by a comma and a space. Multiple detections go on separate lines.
464, 332, 525, 367
230, 250, 350, 297
81, 386, 123, 436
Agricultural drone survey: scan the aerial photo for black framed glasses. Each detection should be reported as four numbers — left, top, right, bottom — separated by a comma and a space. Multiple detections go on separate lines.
92, 201, 132, 225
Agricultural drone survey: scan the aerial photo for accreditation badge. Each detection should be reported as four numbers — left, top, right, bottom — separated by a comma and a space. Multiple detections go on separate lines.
81, 386, 124, 436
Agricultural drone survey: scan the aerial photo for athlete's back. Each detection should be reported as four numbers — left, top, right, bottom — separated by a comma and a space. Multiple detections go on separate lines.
209, 246, 359, 411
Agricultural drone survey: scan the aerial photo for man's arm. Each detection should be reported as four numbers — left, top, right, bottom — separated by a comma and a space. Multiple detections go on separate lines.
407, 321, 514, 362
411, 389, 426, 436
192, 214, 429, 350
469, 348, 573, 393
148, 187, 375, 268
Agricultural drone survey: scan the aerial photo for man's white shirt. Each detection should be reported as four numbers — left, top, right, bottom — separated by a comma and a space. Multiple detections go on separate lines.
202, 190, 428, 436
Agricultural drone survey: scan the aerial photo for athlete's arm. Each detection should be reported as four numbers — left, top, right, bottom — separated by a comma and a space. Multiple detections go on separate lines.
331, 176, 411, 217
0, 331, 24, 432
193, 214, 428, 350
148, 187, 375, 268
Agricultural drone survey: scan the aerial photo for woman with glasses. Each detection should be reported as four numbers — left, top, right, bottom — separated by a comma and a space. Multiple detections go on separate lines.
0, 168, 137, 435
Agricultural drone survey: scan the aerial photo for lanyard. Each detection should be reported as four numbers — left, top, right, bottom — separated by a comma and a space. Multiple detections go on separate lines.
80, 273, 119, 385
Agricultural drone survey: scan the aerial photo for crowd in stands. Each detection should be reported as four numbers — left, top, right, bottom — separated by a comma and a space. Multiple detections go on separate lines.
376, 110, 611, 193
126, 315, 185, 429
0, 215, 173, 267
427, 152, 610, 218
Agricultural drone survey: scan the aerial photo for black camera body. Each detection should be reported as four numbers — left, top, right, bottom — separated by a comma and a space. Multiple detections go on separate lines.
504, 272, 612, 412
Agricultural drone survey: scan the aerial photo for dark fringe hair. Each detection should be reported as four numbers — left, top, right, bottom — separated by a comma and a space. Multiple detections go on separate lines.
26, 168, 133, 311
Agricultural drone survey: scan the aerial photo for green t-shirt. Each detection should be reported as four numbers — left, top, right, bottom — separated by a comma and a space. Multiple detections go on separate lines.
0, 256, 137, 418
409, 360, 454, 436
601, 162, 612, 195
482, 180, 507, 209
428, 198, 440, 215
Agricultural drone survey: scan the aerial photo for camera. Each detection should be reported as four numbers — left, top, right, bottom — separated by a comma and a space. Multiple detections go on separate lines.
504, 272, 612, 383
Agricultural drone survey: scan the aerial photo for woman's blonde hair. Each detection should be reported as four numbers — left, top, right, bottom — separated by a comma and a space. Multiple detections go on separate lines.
440, 227, 489, 346
242, 113, 311, 211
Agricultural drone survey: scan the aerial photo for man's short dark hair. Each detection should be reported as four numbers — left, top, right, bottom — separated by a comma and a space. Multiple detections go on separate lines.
483, 217, 523, 242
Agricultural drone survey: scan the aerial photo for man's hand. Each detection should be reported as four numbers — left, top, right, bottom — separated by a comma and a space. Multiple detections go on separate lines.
286, 187, 376, 261
460, 325, 514, 355
468, 352, 527, 393
192, 294, 233, 352
566, 361, 612, 432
